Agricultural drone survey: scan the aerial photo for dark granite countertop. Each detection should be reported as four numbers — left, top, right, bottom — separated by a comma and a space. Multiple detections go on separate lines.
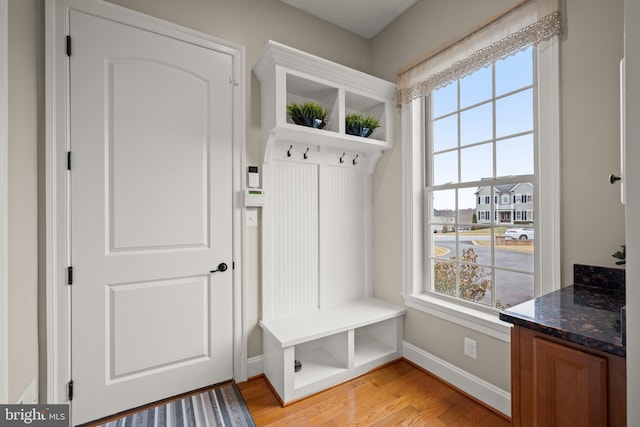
499, 283, 626, 358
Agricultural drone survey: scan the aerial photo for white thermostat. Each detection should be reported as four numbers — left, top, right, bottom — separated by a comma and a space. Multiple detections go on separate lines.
244, 188, 265, 207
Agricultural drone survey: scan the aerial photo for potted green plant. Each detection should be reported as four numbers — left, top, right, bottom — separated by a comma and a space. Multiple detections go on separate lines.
345, 113, 381, 138
287, 102, 327, 129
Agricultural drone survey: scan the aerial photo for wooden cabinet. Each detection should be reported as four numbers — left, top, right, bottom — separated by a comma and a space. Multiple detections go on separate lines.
511, 326, 626, 427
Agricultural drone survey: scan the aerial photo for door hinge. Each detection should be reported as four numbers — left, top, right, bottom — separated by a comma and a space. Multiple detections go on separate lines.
228, 77, 239, 87
67, 380, 74, 401
67, 151, 72, 170
67, 266, 73, 285
66, 35, 71, 57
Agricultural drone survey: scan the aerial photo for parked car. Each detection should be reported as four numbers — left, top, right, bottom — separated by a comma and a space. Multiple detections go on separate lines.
505, 227, 534, 240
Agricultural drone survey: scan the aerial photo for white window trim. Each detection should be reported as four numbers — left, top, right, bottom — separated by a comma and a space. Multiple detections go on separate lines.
402, 37, 561, 342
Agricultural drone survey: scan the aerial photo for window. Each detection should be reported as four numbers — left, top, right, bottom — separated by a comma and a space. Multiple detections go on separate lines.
427, 47, 536, 310
399, 0, 561, 337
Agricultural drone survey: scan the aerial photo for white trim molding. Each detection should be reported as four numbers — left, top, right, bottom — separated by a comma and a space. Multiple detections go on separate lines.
403, 341, 511, 417
246, 355, 264, 380
0, 0, 9, 405
46, 0, 247, 405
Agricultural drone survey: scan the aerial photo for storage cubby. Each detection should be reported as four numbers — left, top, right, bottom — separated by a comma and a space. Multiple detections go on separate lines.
285, 73, 340, 133
254, 41, 404, 405
294, 333, 349, 389
344, 91, 387, 141
354, 319, 399, 368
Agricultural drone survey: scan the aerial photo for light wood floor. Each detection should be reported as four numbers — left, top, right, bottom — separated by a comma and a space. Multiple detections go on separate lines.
237, 359, 510, 426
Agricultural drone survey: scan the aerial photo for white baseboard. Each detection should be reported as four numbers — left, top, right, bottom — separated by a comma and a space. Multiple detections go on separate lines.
16, 377, 38, 404
246, 355, 264, 379
402, 341, 511, 417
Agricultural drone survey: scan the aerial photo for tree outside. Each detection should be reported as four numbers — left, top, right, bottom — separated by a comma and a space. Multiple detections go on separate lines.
434, 247, 492, 302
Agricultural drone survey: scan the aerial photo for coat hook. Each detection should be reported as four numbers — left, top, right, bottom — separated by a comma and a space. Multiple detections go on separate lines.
287, 145, 292, 157
304, 147, 310, 159
353, 154, 359, 165
339, 153, 346, 164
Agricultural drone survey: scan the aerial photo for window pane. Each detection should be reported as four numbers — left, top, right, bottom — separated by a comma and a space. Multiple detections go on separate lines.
458, 187, 477, 219
494, 270, 534, 310
495, 230, 534, 271
433, 114, 458, 152
459, 247, 492, 305
496, 89, 533, 138
496, 47, 533, 96
432, 151, 458, 185
460, 66, 492, 108
460, 103, 493, 145
461, 143, 492, 182
496, 134, 534, 177
433, 260, 457, 297
433, 82, 457, 118
474, 186, 493, 226
431, 189, 455, 216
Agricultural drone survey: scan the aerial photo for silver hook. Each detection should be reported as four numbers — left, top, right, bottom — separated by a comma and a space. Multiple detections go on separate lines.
339, 153, 346, 164
304, 147, 310, 159
353, 154, 359, 165
287, 145, 292, 157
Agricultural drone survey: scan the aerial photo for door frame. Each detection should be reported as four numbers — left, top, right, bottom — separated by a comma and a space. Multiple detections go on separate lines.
45, 0, 247, 405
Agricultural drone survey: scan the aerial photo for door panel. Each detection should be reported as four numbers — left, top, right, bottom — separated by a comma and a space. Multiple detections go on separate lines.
70, 9, 234, 424
109, 60, 210, 251
108, 276, 210, 380
532, 336, 607, 427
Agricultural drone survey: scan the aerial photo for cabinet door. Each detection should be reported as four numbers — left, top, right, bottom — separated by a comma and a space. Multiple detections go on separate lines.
532, 337, 607, 427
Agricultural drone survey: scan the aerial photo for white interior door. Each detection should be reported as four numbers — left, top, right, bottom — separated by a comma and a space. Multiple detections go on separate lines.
69, 9, 234, 424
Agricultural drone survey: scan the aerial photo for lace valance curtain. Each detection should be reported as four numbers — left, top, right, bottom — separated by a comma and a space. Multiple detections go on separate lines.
396, 0, 561, 105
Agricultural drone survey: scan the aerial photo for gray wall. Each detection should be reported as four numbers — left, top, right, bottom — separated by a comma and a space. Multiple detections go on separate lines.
370, 0, 624, 391
5, 0, 626, 406
7, 0, 41, 403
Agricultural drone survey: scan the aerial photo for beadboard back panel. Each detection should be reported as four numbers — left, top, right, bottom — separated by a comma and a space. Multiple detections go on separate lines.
320, 163, 369, 307
267, 160, 319, 319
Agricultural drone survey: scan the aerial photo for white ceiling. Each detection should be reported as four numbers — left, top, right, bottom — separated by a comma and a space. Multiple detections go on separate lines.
280, 0, 418, 39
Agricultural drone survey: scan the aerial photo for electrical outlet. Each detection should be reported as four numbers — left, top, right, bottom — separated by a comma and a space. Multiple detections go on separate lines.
464, 337, 477, 359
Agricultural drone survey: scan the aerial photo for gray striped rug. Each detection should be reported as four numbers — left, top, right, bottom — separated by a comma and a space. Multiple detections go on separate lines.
96, 384, 255, 427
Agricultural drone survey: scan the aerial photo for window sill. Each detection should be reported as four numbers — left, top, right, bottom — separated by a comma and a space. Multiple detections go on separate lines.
403, 293, 512, 342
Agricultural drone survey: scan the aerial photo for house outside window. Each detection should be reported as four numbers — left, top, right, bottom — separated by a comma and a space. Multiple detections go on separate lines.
399, 0, 561, 336
475, 183, 534, 225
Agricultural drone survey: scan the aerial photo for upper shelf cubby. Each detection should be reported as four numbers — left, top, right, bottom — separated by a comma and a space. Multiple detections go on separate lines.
286, 73, 340, 133
253, 41, 396, 163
